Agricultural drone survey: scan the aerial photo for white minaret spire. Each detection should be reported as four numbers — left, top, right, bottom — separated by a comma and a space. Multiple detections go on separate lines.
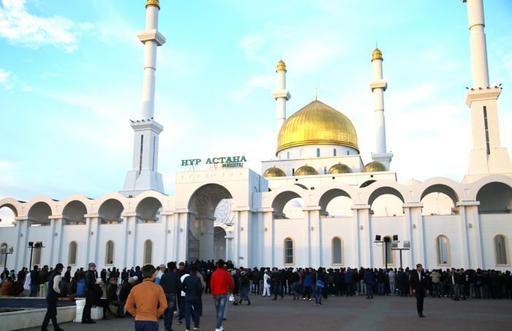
370, 48, 393, 168
463, 0, 512, 181
121, 0, 166, 196
272, 60, 291, 135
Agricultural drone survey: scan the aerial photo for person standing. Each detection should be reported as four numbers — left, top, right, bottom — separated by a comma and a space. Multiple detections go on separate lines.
364, 268, 375, 299
41, 263, 64, 331
160, 262, 180, 331
30, 265, 40, 297
411, 263, 427, 318
237, 270, 251, 305
182, 264, 203, 331
125, 264, 168, 331
82, 262, 97, 323
262, 270, 271, 297
210, 260, 234, 331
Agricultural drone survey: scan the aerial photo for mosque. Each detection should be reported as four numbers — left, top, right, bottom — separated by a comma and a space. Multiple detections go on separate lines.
1, 0, 511, 272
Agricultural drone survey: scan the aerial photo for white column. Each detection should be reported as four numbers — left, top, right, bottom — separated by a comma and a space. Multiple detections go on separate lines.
457, 204, 472, 268
85, 215, 100, 266
353, 205, 371, 267
122, 213, 137, 267
235, 210, 250, 268
404, 203, 423, 268
14, 218, 29, 270
305, 207, 322, 268
459, 201, 483, 269
272, 60, 291, 137
175, 211, 189, 263
351, 207, 361, 267
262, 209, 274, 267
464, 0, 489, 88
48, 216, 63, 266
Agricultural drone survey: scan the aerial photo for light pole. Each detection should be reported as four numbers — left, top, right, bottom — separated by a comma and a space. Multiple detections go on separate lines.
1, 245, 14, 269
391, 239, 410, 269
374, 235, 398, 270
28, 241, 44, 270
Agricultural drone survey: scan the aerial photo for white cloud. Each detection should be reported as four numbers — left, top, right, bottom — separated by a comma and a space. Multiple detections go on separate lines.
0, 0, 83, 51
231, 74, 273, 100
0, 68, 10, 89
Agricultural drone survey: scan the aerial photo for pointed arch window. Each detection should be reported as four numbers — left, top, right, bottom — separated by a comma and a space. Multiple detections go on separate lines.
105, 240, 114, 265
436, 235, 450, 265
495, 235, 508, 266
68, 241, 77, 265
284, 238, 294, 265
332, 237, 342, 265
144, 239, 153, 265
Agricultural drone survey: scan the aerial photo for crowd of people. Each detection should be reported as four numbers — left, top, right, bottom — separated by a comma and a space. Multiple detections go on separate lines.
1, 262, 512, 330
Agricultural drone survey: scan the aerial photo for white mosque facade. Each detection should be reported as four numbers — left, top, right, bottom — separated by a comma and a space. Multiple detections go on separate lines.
1, 0, 512, 272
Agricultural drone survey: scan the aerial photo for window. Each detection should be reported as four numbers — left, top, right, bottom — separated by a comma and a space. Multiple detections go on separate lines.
495, 235, 508, 265
68, 241, 77, 265
332, 237, 342, 265
105, 240, 114, 265
316, 148, 320, 157
284, 238, 294, 265
333, 148, 336, 156
436, 235, 450, 265
383, 236, 394, 265
144, 240, 153, 265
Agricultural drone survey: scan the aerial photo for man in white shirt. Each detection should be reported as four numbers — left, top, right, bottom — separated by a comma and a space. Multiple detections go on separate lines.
41, 263, 64, 331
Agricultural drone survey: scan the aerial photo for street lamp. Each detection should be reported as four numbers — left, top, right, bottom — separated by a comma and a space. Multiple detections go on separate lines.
0, 245, 14, 269
28, 241, 44, 270
374, 235, 398, 270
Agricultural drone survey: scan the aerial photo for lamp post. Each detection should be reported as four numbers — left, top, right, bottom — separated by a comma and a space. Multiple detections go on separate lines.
374, 234, 398, 270
28, 241, 44, 270
391, 239, 410, 269
1, 245, 14, 269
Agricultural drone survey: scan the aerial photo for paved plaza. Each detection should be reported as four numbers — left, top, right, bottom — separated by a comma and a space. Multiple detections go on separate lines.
23, 295, 512, 331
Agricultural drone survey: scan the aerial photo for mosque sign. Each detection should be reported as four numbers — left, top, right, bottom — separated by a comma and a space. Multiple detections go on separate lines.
181, 156, 247, 168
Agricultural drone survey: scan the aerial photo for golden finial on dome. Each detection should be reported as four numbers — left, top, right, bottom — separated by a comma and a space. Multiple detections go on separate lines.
146, 0, 160, 9
276, 59, 287, 72
372, 48, 383, 61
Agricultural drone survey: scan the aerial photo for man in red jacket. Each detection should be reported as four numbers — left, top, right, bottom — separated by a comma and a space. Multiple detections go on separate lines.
210, 260, 234, 331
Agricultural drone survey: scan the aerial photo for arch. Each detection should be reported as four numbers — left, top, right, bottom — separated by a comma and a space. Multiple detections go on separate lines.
98, 199, 124, 224
0, 198, 21, 217
420, 184, 459, 206
436, 235, 450, 266
136, 197, 163, 223
332, 237, 342, 265
27, 201, 52, 225
63, 200, 87, 224
143, 239, 153, 265
68, 241, 77, 265
319, 189, 352, 215
284, 237, 294, 265
105, 240, 114, 265
0, 205, 17, 226
271, 190, 302, 218
476, 182, 512, 213
360, 180, 376, 188
188, 183, 233, 262
368, 186, 404, 207
494, 234, 509, 266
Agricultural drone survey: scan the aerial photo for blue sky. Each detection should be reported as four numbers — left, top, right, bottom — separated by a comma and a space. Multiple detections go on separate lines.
0, 0, 511, 202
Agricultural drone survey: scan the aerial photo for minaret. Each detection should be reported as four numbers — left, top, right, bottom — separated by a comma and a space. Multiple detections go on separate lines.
463, 0, 512, 181
121, 0, 166, 196
272, 60, 291, 136
370, 48, 393, 169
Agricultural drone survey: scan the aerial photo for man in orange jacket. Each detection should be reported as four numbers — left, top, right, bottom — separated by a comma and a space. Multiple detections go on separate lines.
125, 264, 168, 331
210, 260, 234, 331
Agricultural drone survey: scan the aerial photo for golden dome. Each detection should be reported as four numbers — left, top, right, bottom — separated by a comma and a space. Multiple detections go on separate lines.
263, 167, 286, 178
277, 100, 359, 154
372, 48, 383, 61
295, 165, 318, 176
146, 0, 160, 9
328, 163, 352, 174
276, 59, 287, 72
363, 161, 386, 172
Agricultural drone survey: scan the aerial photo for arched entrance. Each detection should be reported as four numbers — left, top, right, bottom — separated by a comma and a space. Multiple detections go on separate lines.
187, 184, 233, 261
214, 226, 227, 261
